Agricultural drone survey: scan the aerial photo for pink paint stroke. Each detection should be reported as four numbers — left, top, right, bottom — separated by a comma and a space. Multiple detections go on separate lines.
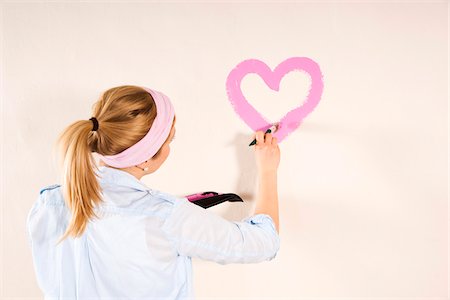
225, 57, 324, 143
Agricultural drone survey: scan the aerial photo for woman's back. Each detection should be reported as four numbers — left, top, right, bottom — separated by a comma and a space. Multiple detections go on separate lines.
27, 166, 279, 299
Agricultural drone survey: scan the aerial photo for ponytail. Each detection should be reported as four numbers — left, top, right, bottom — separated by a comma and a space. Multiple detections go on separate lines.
55, 119, 103, 245
53, 85, 161, 244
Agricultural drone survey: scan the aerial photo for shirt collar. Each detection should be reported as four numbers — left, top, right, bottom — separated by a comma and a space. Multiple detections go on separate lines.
96, 166, 154, 194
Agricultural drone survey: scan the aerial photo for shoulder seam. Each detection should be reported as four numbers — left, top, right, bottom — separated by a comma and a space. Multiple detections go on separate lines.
39, 184, 61, 195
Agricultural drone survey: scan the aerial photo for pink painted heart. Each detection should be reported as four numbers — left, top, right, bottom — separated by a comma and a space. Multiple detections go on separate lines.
225, 57, 324, 143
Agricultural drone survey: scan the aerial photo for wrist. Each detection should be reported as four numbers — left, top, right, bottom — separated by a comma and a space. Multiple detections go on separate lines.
258, 169, 277, 177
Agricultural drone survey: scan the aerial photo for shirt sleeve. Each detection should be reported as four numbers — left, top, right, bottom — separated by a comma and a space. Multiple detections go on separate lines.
26, 195, 40, 247
160, 197, 280, 264
26, 188, 66, 295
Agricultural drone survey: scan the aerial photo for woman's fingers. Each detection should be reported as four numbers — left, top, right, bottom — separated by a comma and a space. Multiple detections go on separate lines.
254, 130, 277, 146
272, 136, 278, 145
265, 132, 273, 144
253, 130, 278, 145
255, 131, 264, 145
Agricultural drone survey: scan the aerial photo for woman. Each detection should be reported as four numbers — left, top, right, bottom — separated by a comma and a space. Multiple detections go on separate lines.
26, 85, 280, 299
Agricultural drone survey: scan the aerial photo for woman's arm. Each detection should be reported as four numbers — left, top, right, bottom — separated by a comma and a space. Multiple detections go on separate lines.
254, 170, 280, 234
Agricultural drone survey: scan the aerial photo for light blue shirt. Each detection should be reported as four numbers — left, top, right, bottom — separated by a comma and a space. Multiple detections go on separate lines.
26, 166, 280, 299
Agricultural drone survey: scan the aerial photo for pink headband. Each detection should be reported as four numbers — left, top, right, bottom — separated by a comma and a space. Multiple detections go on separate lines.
97, 87, 175, 168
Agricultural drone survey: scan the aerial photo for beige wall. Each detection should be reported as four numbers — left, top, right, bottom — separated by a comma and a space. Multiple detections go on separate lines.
2, 1, 448, 298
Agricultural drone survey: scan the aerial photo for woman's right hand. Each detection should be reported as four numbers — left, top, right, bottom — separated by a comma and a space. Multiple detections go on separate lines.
253, 130, 280, 173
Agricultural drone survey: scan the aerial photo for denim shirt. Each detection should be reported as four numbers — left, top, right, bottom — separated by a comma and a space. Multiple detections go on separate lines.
26, 166, 280, 299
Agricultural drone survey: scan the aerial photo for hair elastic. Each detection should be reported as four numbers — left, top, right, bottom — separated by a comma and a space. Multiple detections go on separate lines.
89, 117, 99, 131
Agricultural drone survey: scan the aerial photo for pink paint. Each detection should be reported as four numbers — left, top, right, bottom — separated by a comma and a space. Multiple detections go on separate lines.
225, 57, 324, 142
185, 192, 219, 202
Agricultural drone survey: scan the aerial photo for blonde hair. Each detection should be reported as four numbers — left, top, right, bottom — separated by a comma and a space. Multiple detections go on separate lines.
54, 85, 171, 244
